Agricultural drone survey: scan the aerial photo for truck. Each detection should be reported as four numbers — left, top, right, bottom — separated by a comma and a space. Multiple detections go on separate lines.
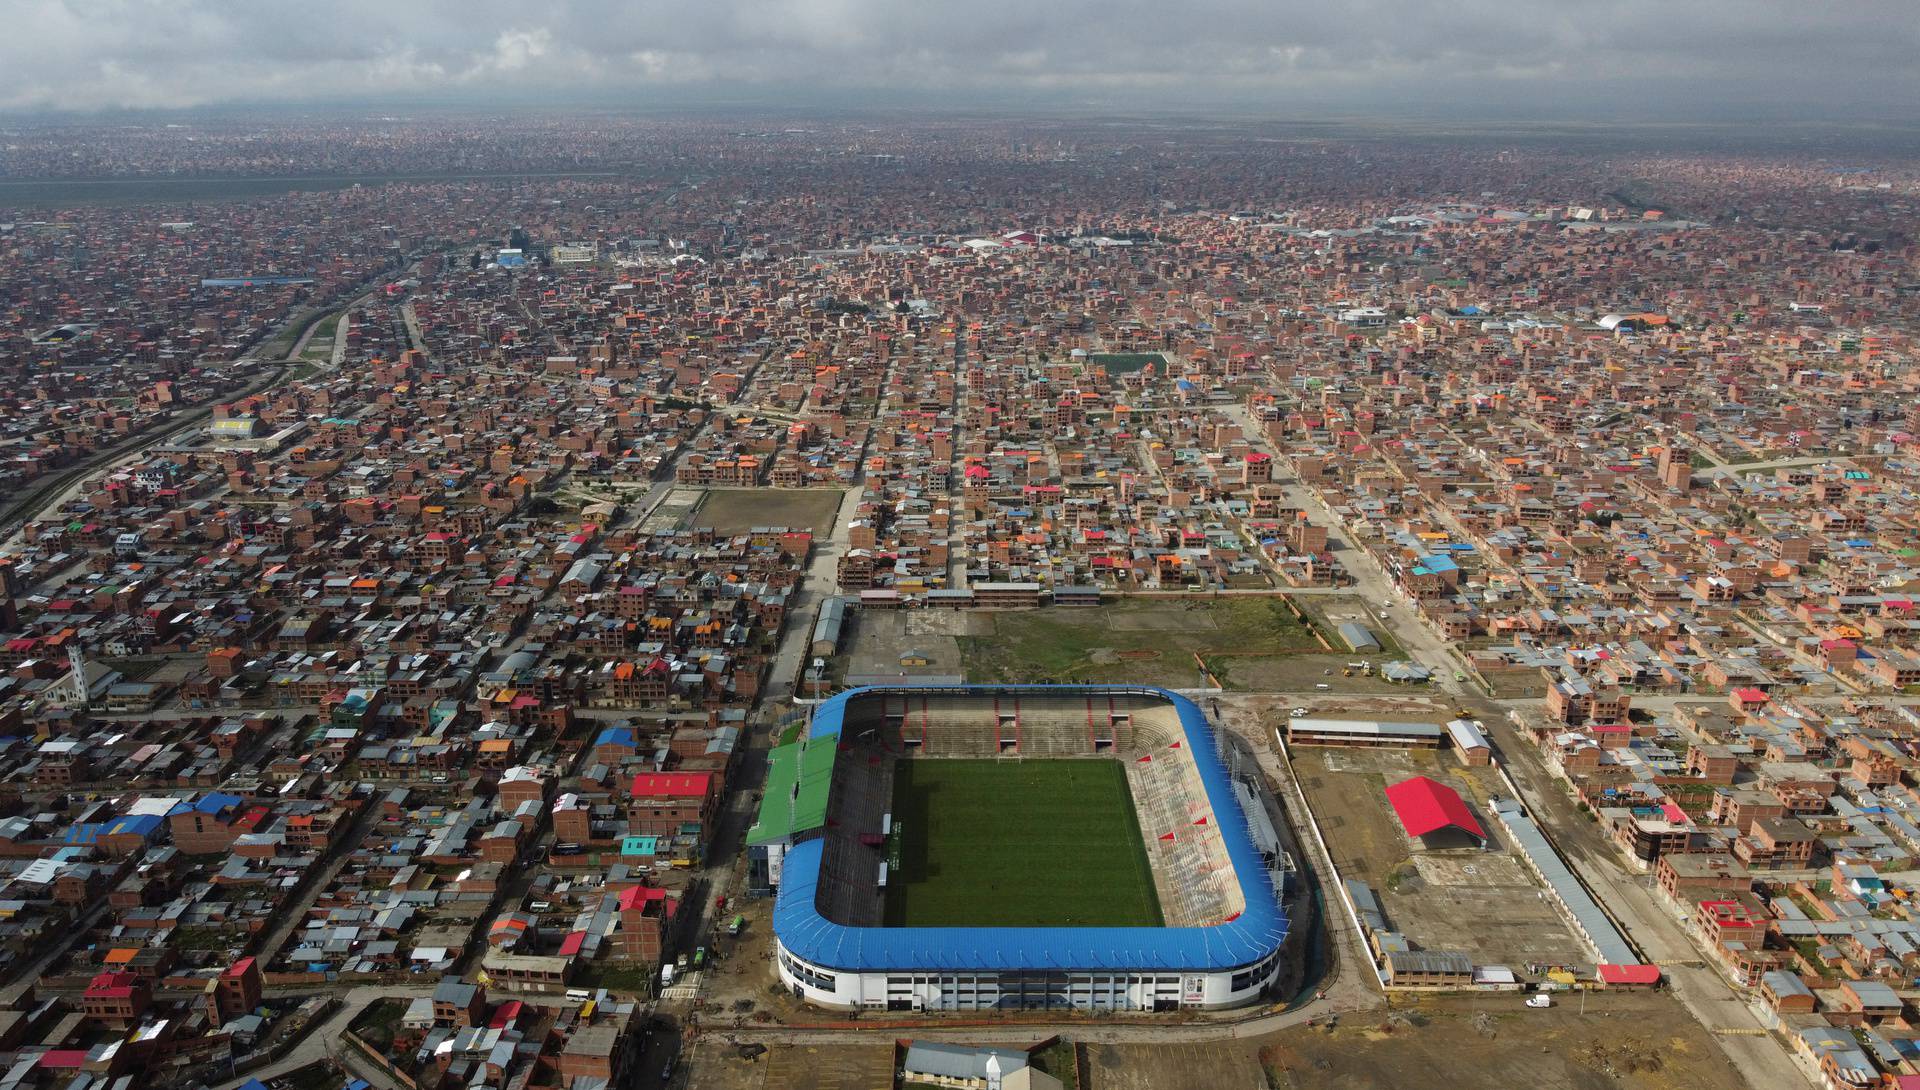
728, 915, 745, 937
1525, 994, 1552, 1008
659, 963, 676, 988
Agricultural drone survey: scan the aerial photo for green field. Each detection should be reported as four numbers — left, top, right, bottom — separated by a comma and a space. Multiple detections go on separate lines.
1087, 352, 1166, 374
885, 758, 1163, 928
959, 597, 1324, 689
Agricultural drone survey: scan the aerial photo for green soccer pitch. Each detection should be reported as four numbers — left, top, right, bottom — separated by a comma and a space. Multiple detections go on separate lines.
883, 758, 1165, 928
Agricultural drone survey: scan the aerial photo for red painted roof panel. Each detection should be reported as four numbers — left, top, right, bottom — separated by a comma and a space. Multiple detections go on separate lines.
1383, 776, 1486, 841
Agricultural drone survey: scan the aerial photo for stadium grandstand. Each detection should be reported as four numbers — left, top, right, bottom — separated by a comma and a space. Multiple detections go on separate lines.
748, 685, 1291, 1011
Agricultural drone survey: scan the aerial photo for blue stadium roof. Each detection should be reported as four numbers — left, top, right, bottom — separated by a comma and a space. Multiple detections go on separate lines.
774, 686, 1288, 973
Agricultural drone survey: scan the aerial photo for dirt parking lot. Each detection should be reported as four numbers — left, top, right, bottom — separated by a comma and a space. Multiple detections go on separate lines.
1289, 745, 1589, 971
1213, 653, 1413, 693
838, 607, 979, 681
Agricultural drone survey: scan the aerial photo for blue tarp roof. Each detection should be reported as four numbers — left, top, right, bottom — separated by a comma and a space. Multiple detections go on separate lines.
775, 686, 1289, 973
63, 823, 103, 845
106, 814, 165, 838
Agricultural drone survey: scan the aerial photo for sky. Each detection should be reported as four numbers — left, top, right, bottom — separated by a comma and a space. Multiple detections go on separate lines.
1, 0, 1915, 119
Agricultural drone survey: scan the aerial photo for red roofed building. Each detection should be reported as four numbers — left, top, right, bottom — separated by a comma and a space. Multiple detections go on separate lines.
1694, 899, 1763, 945
209, 956, 262, 1028
489, 999, 525, 1029
628, 772, 717, 839
1243, 451, 1273, 485
1819, 638, 1858, 671
1383, 776, 1486, 846
83, 971, 151, 1027
616, 884, 677, 962
1596, 963, 1661, 988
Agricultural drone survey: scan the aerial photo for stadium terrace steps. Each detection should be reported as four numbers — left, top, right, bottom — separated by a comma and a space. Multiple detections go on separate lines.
1127, 735, 1242, 928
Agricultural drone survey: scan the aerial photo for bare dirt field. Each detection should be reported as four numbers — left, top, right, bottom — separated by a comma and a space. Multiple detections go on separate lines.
1213, 653, 1412, 693
695, 989, 1748, 1090
642, 487, 706, 532
1089, 1039, 1267, 1090
1479, 665, 1549, 700
690, 488, 845, 534
764, 1042, 896, 1090
1257, 991, 1749, 1090
1288, 745, 1590, 971
690, 1040, 895, 1090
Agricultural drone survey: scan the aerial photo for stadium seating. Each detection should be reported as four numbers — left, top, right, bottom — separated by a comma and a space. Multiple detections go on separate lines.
1125, 725, 1245, 928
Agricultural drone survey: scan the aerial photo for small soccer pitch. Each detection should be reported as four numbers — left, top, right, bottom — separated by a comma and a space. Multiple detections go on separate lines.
883, 758, 1165, 928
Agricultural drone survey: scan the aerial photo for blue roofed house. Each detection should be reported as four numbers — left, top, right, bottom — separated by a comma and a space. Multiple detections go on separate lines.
593, 724, 639, 764
94, 813, 166, 857
169, 792, 250, 854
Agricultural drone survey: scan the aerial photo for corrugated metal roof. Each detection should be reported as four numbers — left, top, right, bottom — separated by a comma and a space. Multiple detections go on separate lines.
747, 737, 837, 846
1289, 717, 1444, 738
1446, 719, 1489, 751
1384, 776, 1486, 841
1336, 622, 1380, 652
904, 1043, 1028, 1080
1492, 798, 1638, 966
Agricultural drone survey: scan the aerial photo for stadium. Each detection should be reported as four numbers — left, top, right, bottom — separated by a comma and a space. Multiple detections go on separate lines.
747, 685, 1292, 1011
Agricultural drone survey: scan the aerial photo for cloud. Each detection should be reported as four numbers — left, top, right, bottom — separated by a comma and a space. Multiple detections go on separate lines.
0, 0, 1913, 117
